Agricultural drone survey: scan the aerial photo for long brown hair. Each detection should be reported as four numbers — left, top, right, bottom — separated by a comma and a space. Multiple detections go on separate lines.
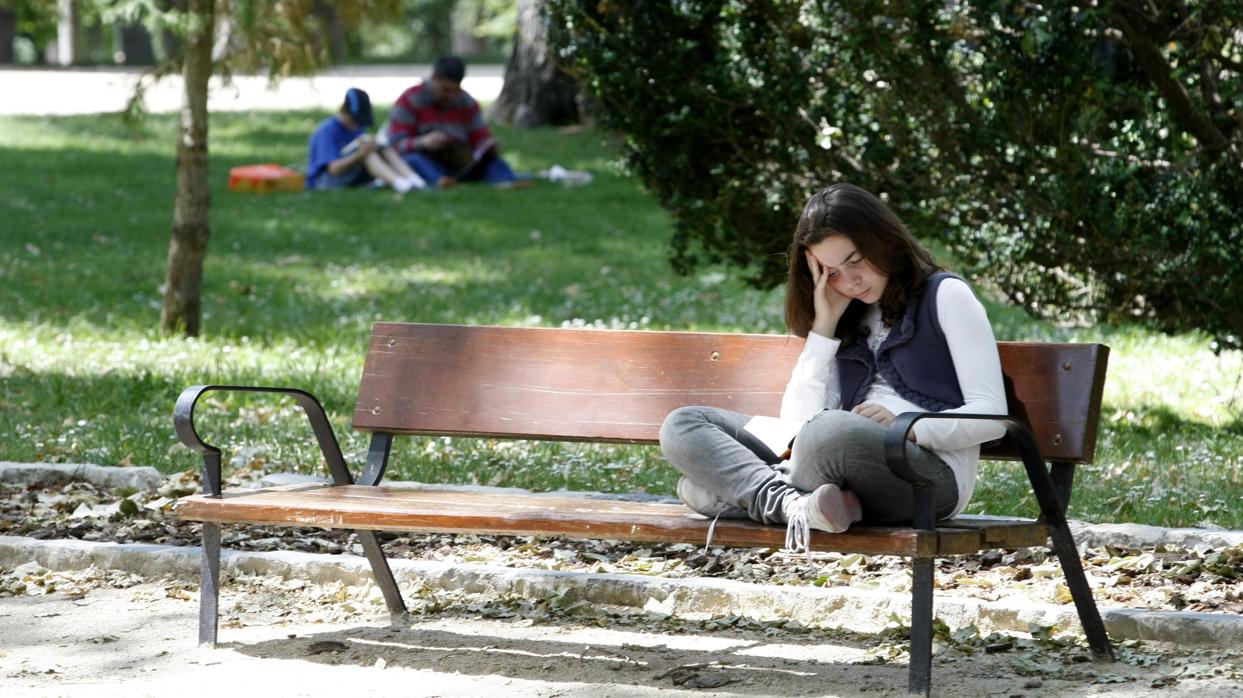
784, 183, 942, 340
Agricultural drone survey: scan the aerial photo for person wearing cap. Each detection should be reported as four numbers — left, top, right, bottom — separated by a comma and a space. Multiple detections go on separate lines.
385, 55, 521, 188
306, 88, 425, 193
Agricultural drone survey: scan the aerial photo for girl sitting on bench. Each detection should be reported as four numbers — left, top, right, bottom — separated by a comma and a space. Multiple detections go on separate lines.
659, 183, 1008, 552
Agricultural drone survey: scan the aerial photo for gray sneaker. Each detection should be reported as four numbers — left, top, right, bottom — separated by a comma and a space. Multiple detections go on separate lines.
676, 476, 748, 519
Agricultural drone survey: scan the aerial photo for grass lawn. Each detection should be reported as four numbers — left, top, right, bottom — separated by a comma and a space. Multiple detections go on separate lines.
0, 109, 1240, 530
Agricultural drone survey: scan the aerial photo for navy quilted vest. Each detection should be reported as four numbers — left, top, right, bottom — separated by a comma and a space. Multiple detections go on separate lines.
836, 272, 966, 412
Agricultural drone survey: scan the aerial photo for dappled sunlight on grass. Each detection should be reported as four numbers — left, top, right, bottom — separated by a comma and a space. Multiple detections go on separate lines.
1090, 330, 1243, 428
0, 114, 175, 155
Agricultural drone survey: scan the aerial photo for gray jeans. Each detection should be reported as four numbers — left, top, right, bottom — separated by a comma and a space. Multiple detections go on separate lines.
658, 406, 958, 525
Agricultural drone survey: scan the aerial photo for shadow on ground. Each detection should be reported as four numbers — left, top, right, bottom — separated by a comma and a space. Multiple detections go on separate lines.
226, 617, 909, 696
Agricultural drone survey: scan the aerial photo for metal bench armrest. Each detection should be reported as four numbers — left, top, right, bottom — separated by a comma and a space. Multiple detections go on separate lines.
173, 385, 352, 496
884, 412, 1066, 531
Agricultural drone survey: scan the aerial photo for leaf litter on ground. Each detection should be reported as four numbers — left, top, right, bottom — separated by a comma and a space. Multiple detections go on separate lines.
3, 469, 1243, 690
3, 470, 1241, 615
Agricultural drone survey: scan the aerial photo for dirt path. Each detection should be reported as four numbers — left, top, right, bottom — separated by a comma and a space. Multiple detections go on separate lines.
3, 564, 1241, 697
0, 64, 504, 116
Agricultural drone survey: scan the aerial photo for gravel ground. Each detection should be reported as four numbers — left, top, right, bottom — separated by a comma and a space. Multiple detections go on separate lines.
3, 562, 1243, 697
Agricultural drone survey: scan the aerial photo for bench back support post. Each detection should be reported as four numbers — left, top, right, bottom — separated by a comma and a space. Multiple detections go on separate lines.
947, 414, 1112, 660
1013, 424, 1115, 661
1050, 462, 1075, 514
355, 529, 408, 615
359, 432, 394, 487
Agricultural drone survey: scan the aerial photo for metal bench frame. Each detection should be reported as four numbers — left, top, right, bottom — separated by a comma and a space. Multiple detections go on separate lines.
173, 324, 1116, 695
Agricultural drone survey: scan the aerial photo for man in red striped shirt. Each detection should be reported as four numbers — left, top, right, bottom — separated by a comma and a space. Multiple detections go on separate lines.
385, 56, 519, 188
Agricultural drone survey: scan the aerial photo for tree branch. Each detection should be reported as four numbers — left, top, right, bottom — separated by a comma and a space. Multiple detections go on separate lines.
1110, 6, 1230, 155
1073, 136, 1179, 169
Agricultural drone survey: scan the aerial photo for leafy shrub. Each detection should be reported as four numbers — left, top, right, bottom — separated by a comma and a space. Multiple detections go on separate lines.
549, 0, 1243, 348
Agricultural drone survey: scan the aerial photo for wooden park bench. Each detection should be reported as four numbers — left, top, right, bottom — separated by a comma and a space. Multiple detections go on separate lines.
173, 322, 1116, 695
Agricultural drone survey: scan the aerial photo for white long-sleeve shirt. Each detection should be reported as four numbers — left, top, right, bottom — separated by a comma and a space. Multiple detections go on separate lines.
778, 277, 1007, 516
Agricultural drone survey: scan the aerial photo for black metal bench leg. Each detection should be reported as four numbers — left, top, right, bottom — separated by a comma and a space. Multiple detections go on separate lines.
1047, 519, 1114, 659
199, 522, 221, 646
356, 530, 407, 615
908, 556, 934, 696
1018, 460, 1113, 659
996, 424, 1113, 661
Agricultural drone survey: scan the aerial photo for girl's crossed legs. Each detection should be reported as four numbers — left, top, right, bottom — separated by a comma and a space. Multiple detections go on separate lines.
659, 407, 958, 527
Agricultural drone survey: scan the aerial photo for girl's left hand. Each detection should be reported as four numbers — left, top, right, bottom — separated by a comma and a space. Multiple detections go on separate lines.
852, 403, 918, 442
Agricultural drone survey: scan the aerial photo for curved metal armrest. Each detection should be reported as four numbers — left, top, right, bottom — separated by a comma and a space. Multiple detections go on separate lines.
884, 412, 1044, 486
174, 385, 353, 496
885, 411, 1068, 532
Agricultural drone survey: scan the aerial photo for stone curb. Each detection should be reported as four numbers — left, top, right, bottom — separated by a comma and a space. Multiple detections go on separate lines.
0, 462, 162, 491
2, 535, 1240, 647
1068, 520, 1243, 552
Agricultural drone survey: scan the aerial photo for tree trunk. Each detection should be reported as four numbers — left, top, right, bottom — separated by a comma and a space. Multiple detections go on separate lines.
160, 0, 213, 336
55, 0, 80, 65
115, 22, 157, 65
0, 9, 15, 64
491, 0, 580, 128
313, 0, 347, 63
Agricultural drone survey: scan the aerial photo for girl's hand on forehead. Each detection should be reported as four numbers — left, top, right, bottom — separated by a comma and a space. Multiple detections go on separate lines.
806, 249, 822, 284
806, 250, 851, 337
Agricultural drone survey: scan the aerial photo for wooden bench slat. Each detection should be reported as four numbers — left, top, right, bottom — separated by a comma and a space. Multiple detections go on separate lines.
352, 325, 804, 444
991, 342, 1109, 462
177, 486, 990, 558
940, 516, 1051, 549
351, 324, 1109, 463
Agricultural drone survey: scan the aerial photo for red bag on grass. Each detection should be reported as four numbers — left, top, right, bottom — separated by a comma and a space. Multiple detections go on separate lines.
228, 164, 304, 193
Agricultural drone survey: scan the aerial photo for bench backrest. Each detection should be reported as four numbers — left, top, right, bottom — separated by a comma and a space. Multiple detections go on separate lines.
352, 323, 1109, 463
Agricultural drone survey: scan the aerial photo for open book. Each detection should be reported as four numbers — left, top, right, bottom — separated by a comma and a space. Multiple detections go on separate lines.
743, 415, 804, 458
453, 137, 498, 180
340, 134, 373, 156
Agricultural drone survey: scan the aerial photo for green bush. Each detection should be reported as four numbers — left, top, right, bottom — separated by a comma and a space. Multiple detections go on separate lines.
549, 0, 1243, 348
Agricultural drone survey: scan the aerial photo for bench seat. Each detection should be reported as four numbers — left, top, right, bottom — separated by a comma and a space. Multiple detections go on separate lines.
178, 485, 1049, 558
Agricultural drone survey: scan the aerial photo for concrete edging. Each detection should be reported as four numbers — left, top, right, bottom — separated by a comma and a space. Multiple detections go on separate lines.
1068, 520, 1243, 552
0, 462, 163, 491
2, 535, 1239, 647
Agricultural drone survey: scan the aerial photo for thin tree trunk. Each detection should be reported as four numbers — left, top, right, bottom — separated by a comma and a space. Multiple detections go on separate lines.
0, 10, 15, 64
492, 0, 579, 128
313, 0, 347, 63
160, 0, 213, 336
55, 0, 80, 65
